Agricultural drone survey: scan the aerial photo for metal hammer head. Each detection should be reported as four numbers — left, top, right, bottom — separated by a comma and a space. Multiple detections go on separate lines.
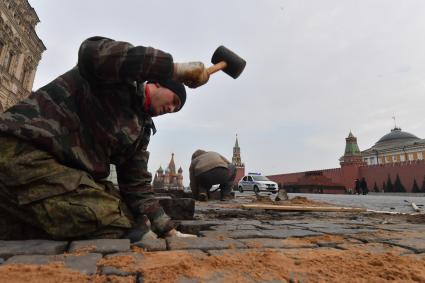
211, 46, 246, 79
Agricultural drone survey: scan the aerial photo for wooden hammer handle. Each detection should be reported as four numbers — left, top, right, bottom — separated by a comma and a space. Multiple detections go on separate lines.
207, 61, 227, 75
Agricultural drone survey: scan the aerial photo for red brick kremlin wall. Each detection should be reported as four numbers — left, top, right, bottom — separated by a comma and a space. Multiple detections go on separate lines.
267, 160, 425, 193
268, 168, 344, 188
268, 172, 305, 184
340, 164, 361, 191
359, 160, 425, 192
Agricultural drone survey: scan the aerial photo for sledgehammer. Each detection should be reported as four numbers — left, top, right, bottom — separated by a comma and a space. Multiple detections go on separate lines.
206, 46, 246, 79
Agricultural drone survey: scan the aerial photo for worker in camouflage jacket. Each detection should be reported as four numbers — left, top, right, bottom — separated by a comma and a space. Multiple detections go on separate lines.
0, 36, 208, 242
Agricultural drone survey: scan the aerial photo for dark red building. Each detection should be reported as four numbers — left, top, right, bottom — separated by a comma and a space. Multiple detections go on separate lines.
268, 129, 425, 194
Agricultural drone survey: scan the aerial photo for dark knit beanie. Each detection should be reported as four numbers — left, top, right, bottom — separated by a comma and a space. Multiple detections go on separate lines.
152, 79, 186, 111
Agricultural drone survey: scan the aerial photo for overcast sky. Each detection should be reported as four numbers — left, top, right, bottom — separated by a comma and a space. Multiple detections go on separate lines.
28, 0, 425, 185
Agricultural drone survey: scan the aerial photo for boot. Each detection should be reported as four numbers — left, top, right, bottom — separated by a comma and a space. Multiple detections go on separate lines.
198, 192, 208, 201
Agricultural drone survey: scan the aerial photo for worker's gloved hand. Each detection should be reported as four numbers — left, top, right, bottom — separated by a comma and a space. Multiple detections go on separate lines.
120, 189, 176, 237
165, 228, 197, 238
126, 215, 158, 243
173, 62, 209, 88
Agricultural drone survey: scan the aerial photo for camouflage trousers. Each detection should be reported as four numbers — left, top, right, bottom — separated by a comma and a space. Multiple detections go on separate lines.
0, 135, 133, 240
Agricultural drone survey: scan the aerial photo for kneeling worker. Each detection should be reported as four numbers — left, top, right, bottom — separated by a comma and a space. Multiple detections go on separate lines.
0, 36, 206, 242
189, 150, 237, 201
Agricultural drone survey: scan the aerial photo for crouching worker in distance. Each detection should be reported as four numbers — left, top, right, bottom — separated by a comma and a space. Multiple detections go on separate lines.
0, 36, 208, 242
189, 150, 237, 201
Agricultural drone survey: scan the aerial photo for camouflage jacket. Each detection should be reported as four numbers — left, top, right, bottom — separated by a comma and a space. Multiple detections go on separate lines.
0, 36, 175, 234
189, 151, 232, 193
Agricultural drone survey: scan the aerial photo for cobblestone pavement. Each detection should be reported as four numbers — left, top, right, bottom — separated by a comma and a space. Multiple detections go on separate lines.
1, 197, 425, 282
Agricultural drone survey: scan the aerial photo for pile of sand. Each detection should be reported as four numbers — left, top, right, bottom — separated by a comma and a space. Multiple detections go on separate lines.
98, 246, 425, 283
1, 235, 425, 282
281, 196, 332, 206
0, 263, 133, 283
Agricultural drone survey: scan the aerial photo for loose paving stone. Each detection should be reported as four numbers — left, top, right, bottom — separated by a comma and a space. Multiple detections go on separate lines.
6, 254, 56, 265
336, 243, 411, 255
308, 226, 376, 235
104, 251, 145, 261
350, 231, 405, 243
292, 221, 337, 229
152, 249, 207, 258
253, 223, 279, 230
100, 266, 136, 276
234, 220, 263, 226
159, 198, 195, 220
132, 238, 167, 251
336, 219, 376, 226
0, 240, 67, 259
294, 222, 370, 232
311, 236, 347, 247
68, 239, 130, 254
263, 220, 310, 226
64, 253, 102, 275
315, 242, 340, 248
198, 231, 229, 238
200, 229, 266, 239
209, 220, 258, 227
342, 238, 364, 244
203, 228, 326, 240
178, 220, 223, 234
5, 253, 102, 275
384, 238, 425, 253
230, 230, 269, 239
200, 219, 261, 228
210, 225, 238, 231
262, 228, 323, 239
240, 238, 317, 249
375, 223, 425, 233
167, 236, 245, 250
237, 224, 258, 230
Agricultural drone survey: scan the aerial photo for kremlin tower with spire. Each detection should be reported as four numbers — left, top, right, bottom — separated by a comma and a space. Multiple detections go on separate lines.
232, 134, 245, 185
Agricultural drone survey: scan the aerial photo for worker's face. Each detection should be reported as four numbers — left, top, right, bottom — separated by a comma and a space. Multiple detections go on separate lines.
150, 85, 181, 116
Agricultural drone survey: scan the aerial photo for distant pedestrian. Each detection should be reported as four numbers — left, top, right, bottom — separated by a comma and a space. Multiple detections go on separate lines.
354, 179, 361, 195
189, 150, 237, 201
360, 178, 369, 195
